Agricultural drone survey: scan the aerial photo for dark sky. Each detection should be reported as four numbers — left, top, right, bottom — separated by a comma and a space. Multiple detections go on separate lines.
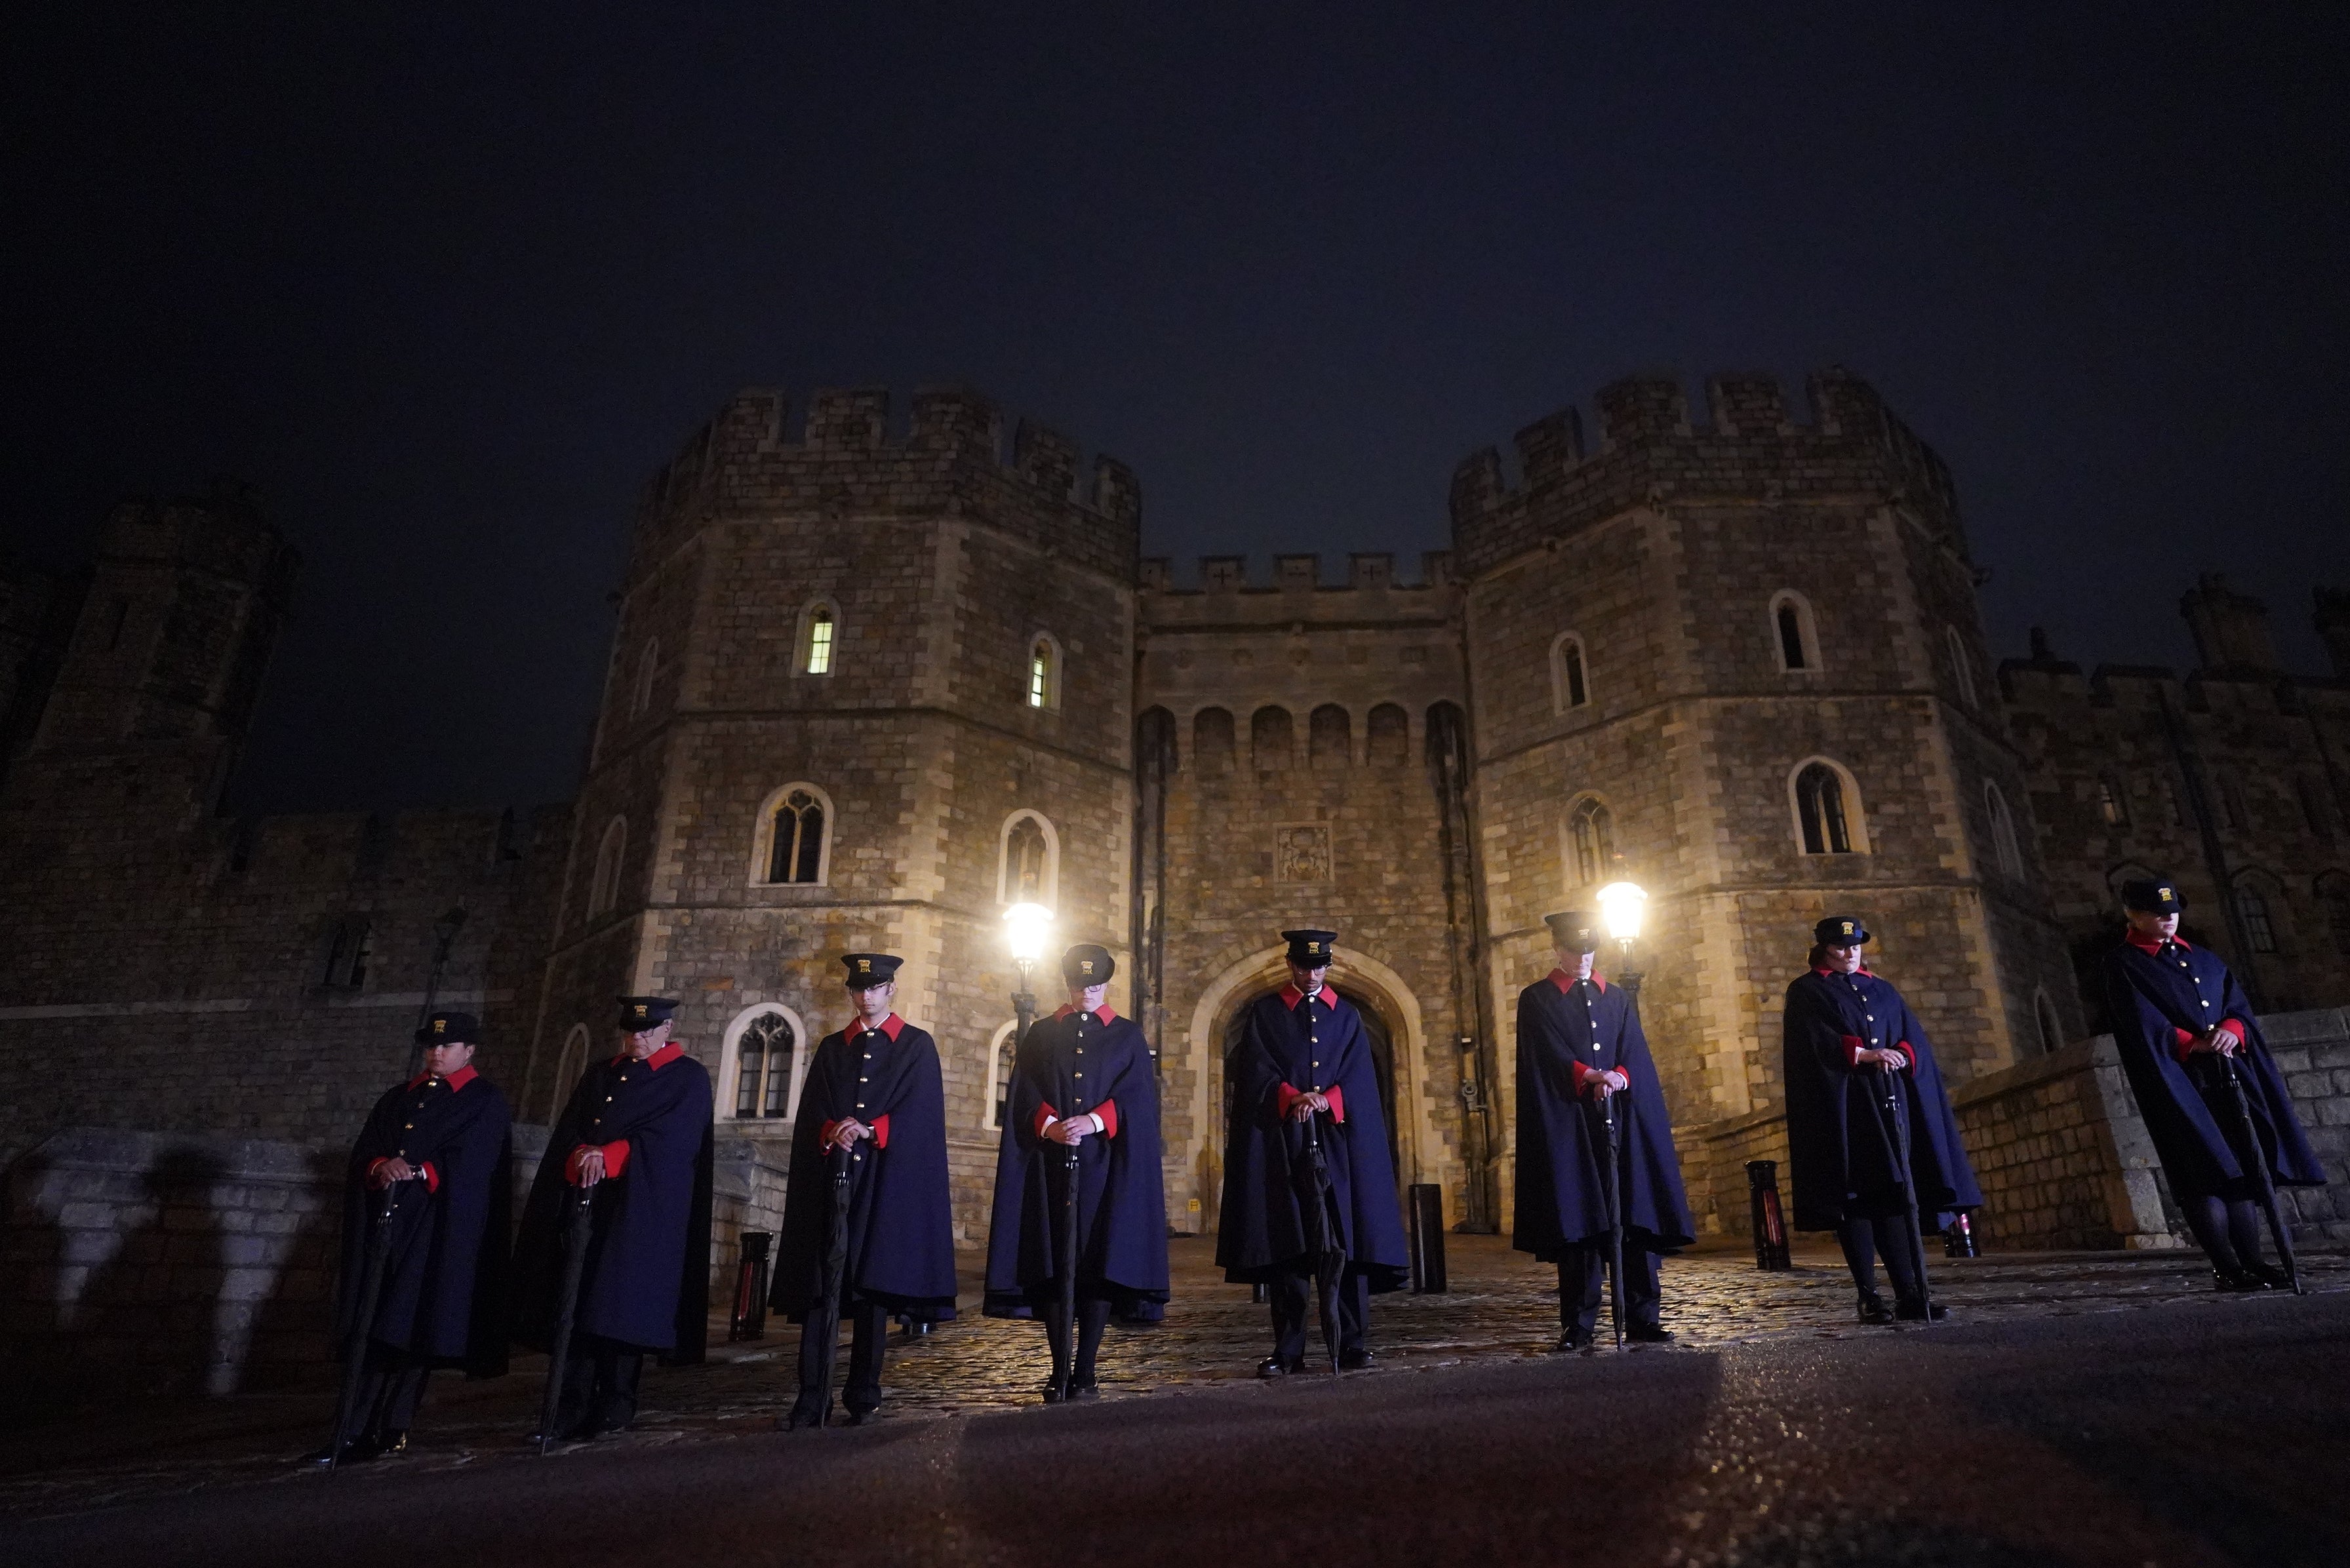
7, 5, 2346, 816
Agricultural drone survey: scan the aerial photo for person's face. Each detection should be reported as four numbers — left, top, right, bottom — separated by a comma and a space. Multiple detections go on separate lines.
1823, 942, 1865, 974
423, 1040, 477, 1077
2126, 907, 2180, 939
1288, 961, 1329, 994
1069, 981, 1109, 1012
622, 1020, 672, 1059
1556, 945, 1597, 979
850, 979, 894, 1018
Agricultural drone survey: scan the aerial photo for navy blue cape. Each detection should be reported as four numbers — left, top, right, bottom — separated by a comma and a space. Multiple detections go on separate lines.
1216, 989, 1409, 1291
1781, 969, 1983, 1231
336, 1070, 513, 1374
984, 1008, 1170, 1320
769, 1017, 959, 1323
2104, 939, 2323, 1199
1512, 973, 1694, 1257
513, 1047, 714, 1362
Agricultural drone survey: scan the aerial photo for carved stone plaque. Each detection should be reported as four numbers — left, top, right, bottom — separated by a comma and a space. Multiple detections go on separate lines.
1274, 825, 1332, 884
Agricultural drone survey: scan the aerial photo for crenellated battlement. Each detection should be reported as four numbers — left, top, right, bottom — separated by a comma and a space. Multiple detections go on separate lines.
1138, 550, 1454, 595
629, 385, 1142, 555
1448, 368, 1963, 579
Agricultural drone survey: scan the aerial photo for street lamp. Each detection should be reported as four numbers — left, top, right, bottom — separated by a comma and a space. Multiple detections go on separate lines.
1596, 880, 1648, 1000
1002, 899, 1055, 1048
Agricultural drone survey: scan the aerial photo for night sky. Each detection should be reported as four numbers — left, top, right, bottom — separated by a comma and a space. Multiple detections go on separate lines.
8, 5, 2345, 817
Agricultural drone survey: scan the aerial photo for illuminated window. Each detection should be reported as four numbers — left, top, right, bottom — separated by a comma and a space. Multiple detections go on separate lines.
2097, 778, 2129, 828
805, 610, 835, 675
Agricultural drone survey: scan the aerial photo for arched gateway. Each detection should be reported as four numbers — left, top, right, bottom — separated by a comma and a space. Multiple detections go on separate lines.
1180, 944, 1448, 1232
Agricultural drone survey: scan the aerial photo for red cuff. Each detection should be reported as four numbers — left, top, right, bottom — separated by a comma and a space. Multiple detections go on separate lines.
2220, 1018, 2250, 1049
366, 1157, 392, 1189
1325, 1084, 1345, 1124
871, 1114, 888, 1150
1034, 1101, 1059, 1139
1841, 1034, 1868, 1068
1892, 1040, 1916, 1070
1277, 1082, 1302, 1120
820, 1118, 841, 1147
2173, 1027, 2197, 1063
565, 1140, 630, 1183
418, 1161, 440, 1194
1094, 1098, 1118, 1139
1572, 1061, 1631, 1096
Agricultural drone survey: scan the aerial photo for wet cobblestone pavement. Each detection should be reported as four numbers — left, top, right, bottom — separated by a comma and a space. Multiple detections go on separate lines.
5, 1234, 2345, 1521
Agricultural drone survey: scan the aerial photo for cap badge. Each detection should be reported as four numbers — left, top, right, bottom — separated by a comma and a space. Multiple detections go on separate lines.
858, 958, 872, 973
1840, 921, 1854, 936
633, 1004, 647, 1019
2159, 886, 2173, 900
433, 1019, 447, 1034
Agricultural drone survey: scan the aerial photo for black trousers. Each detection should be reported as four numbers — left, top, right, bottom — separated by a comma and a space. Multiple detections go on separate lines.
796, 1300, 890, 1415
1269, 1265, 1368, 1361
338, 1340, 432, 1445
1557, 1243, 1662, 1336
555, 1333, 645, 1436
1837, 1213, 1924, 1302
1042, 1294, 1114, 1383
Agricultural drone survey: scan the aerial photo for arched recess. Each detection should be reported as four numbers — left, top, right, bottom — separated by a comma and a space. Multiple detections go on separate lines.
548, 1023, 591, 1122
1550, 631, 1590, 713
997, 809, 1059, 906
719, 1002, 811, 1123
1308, 704, 1351, 768
1787, 757, 1869, 855
1026, 631, 1064, 710
748, 783, 833, 886
1985, 781, 2024, 879
1945, 626, 1977, 709
1182, 943, 1443, 1227
1250, 705, 1294, 771
1563, 794, 1616, 889
1770, 590, 1822, 673
983, 1018, 1020, 1131
2231, 867, 2286, 955
1366, 703, 1408, 766
589, 815, 627, 916
1192, 707, 1235, 772
2033, 989, 2063, 1055
632, 638, 660, 716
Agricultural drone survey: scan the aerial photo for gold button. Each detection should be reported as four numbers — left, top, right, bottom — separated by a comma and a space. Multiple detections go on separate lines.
404, 1123, 413, 1129
856, 1103, 865, 1108
1075, 1072, 1083, 1079
605, 1096, 614, 1103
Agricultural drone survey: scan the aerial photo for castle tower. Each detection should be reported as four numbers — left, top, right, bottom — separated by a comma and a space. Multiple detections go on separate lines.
1451, 370, 2080, 1231
528, 387, 1140, 1239
1, 488, 296, 832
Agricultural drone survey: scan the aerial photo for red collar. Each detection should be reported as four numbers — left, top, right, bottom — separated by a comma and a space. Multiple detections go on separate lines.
1052, 1003, 1119, 1023
407, 1065, 479, 1091
1279, 984, 1332, 1010
1547, 968, 1607, 994
845, 1012, 906, 1041
1812, 965, 1875, 978
2125, 931, 2189, 954
609, 1042, 686, 1071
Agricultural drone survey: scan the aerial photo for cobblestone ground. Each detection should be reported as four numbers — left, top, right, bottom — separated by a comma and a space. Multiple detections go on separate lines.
5, 1234, 2344, 1519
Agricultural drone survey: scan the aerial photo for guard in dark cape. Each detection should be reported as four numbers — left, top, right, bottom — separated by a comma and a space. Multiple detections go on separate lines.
2105, 878, 2323, 1290
984, 943, 1170, 1401
1513, 912, 1694, 1351
769, 953, 957, 1428
1782, 916, 1981, 1323
512, 996, 714, 1440
311, 1011, 513, 1464
1216, 928, 1410, 1375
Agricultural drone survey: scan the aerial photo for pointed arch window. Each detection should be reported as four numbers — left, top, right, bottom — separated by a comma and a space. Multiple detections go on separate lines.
2236, 882, 2278, 953
1986, 783, 2023, 878
986, 1019, 1021, 1131
999, 810, 1058, 905
2033, 990, 2063, 1055
1771, 591, 1821, 673
632, 638, 660, 716
1945, 626, 1977, 709
324, 916, 373, 989
1566, 796, 1615, 886
801, 602, 838, 676
1027, 633, 1063, 709
759, 786, 829, 886
1551, 633, 1590, 713
2096, 777, 2130, 828
1793, 761, 1863, 855
730, 1008, 800, 1120
589, 816, 627, 916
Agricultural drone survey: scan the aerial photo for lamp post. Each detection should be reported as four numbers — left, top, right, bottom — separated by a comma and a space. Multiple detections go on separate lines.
1596, 881, 1648, 1003
405, 905, 469, 1078
1002, 899, 1055, 1063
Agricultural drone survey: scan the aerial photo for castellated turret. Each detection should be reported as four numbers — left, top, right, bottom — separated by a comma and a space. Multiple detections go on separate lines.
1453, 369, 2077, 1232
530, 386, 1142, 1242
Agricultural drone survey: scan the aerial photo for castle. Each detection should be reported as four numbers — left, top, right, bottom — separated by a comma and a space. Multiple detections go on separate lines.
5, 369, 2347, 1266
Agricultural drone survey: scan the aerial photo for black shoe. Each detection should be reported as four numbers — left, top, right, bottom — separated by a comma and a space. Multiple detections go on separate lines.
1068, 1380, 1100, 1401
780, 1400, 829, 1431
1894, 1297, 1949, 1322
2213, 1268, 2269, 1293
1856, 1292, 1894, 1325
2242, 1261, 2294, 1290
1627, 1324, 1675, 1344
374, 1430, 408, 1457
843, 1409, 879, 1427
1553, 1330, 1595, 1354
1256, 1355, 1304, 1379
304, 1439, 378, 1468
1040, 1381, 1065, 1404
1337, 1346, 1375, 1371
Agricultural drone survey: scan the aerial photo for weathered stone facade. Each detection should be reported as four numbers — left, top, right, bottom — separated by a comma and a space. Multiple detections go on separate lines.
4, 370, 2347, 1282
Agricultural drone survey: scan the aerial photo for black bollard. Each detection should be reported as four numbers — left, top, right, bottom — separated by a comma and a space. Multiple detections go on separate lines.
1745, 1160, 1792, 1271
1407, 1183, 1448, 1294
728, 1230, 772, 1342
